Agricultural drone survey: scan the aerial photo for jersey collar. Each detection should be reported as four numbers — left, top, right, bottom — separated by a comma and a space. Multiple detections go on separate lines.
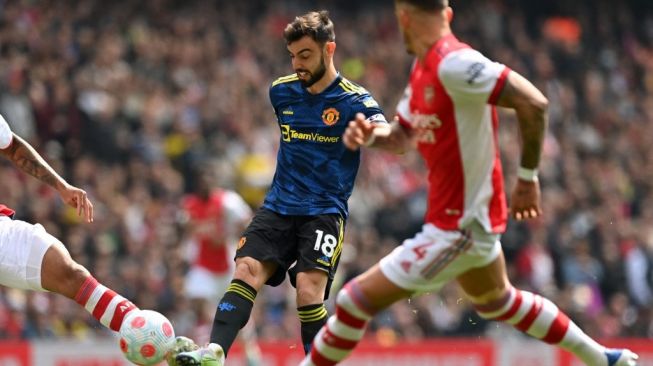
304, 73, 342, 96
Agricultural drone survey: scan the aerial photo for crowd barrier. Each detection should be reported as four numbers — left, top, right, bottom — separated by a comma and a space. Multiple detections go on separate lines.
1, 338, 652, 365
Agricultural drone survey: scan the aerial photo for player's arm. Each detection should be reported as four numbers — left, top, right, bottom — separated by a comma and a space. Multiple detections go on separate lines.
0, 115, 93, 222
343, 115, 414, 154
343, 88, 416, 154
495, 71, 548, 173
438, 49, 548, 220
0, 133, 68, 191
495, 71, 548, 220
437, 49, 548, 163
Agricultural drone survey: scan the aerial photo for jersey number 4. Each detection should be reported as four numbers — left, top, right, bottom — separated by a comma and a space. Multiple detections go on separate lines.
413, 242, 435, 260
313, 229, 337, 257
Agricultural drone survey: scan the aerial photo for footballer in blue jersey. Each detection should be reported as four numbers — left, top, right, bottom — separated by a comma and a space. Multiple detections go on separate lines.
264, 73, 385, 217
175, 10, 388, 366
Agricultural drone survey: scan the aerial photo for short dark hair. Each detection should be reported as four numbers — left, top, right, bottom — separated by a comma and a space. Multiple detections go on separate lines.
283, 10, 335, 45
395, 0, 448, 12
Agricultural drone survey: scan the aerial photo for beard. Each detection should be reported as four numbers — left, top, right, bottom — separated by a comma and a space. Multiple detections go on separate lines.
403, 31, 415, 55
297, 57, 327, 88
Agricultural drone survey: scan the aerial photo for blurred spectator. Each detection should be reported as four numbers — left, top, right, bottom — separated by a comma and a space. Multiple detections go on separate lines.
179, 166, 251, 339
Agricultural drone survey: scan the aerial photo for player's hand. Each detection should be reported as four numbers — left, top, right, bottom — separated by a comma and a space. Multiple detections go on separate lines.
510, 179, 541, 221
59, 183, 94, 223
343, 113, 375, 150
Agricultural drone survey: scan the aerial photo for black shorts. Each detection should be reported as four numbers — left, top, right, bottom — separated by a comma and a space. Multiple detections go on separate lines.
236, 207, 345, 299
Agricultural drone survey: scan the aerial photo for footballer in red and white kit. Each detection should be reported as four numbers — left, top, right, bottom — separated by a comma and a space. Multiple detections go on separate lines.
183, 189, 253, 301
0, 114, 148, 341
380, 34, 509, 293
303, 1, 638, 366
0, 117, 57, 291
396, 34, 509, 233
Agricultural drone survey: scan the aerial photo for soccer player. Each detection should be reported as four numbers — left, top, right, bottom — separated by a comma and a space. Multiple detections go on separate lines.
302, 1, 639, 366
175, 10, 388, 366
0, 113, 199, 363
180, 167, 261, 364
0, 113, 139, 334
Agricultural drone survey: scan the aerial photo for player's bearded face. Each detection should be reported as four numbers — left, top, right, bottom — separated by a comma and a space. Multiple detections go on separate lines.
401, 29, 415, 55
296, 52, 327, 88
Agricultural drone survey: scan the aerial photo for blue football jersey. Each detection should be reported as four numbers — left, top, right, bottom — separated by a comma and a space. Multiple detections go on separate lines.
263, 74, 386, 217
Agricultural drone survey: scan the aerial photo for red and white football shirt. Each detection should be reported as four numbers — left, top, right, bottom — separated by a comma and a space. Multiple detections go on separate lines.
183, 190, 251, 274
396, 34, 510, 234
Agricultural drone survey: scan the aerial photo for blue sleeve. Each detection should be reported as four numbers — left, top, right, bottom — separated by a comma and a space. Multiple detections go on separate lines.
354, 93, 386, 123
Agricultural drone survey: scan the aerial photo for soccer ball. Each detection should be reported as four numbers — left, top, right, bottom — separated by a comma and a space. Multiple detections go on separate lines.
119, 310, 176, 365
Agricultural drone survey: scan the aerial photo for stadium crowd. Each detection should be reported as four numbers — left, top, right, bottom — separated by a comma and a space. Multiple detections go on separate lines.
1, 0, 653, 346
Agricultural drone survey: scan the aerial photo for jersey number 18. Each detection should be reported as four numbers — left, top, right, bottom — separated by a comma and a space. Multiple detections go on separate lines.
313, 229, 337, 257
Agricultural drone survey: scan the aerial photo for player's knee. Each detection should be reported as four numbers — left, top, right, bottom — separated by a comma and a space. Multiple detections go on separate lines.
233, 257, 265, 287
295, 271, 327, 306
296, 285, 324, 306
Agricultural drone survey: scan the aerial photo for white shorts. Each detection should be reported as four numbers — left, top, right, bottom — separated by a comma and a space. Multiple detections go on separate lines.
0, 216, 58, 291
380, 221, 501, 294
184, 265, 234, 302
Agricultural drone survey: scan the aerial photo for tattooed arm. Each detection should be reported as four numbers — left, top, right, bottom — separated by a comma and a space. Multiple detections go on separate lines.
0, 133, 68, 191
0, 127, 94, 222
495, 70, 548, 222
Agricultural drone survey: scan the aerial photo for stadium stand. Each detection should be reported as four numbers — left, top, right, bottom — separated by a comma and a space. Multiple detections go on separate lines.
0, 0, 652, 361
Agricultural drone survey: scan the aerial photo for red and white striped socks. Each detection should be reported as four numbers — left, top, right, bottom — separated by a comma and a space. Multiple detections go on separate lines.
303, 284, 611, 366
74, 276, 138, 332
475, 287, 608, 365
301, 283, 373, 366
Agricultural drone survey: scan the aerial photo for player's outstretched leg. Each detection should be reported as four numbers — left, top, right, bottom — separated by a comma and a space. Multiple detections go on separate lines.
474, 286, 638, 366
458, 254, 638, 366
177, 255, 275, 366
296, 270, 331, 354
301, 264, 412, 366
41, 241, 138, 332
176, 279, 257, 365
